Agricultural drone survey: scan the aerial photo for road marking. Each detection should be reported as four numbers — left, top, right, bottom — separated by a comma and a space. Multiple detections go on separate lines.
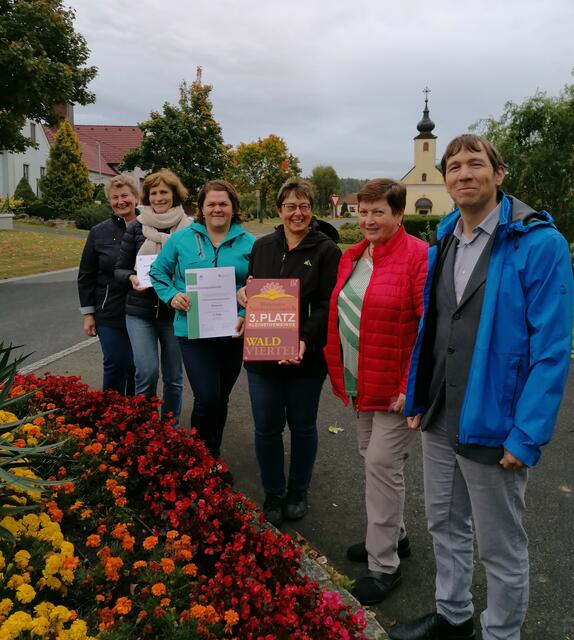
18, 338, 98, 374
0, 266, 78, 285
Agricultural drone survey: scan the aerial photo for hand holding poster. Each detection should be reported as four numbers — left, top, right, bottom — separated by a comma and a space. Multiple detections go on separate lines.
243, 279, 300, 361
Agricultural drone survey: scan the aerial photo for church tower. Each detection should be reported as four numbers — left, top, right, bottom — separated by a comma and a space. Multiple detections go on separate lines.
401, 88, 452, 216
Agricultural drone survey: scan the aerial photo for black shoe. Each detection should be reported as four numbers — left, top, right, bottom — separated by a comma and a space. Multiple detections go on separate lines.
263, 494, 283, 527
351, 568, 402, 605
347, 536, 411, 562
388, 612, 475, 640
283, 489, 308, 521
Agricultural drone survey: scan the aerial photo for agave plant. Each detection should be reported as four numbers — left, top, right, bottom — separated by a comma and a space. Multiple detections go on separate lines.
0, 343, 63, 541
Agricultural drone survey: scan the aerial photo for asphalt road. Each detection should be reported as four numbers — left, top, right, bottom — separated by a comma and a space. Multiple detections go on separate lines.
2, 270, 573, 639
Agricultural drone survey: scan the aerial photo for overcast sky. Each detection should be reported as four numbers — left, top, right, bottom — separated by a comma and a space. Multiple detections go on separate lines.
68, 0, 573, 179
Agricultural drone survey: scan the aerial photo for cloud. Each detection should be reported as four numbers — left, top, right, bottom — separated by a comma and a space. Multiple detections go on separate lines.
69, 0, 574, 178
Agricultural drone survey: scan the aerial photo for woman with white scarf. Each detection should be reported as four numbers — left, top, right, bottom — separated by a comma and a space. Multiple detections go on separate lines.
115, 169, 190, 423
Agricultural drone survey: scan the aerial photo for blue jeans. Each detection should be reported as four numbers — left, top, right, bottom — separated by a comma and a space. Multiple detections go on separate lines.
178, 337, 243, 458
126, 315, 183, 422
247, 372, 325, 496
96, 323, 135, 395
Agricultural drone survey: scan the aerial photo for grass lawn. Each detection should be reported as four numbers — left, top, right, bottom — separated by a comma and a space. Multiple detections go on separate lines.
0, 230, 86, 279
14, 221, 88, 236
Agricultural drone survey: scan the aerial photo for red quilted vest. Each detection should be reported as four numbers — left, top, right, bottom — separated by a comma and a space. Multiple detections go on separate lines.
324, 226, 428, 411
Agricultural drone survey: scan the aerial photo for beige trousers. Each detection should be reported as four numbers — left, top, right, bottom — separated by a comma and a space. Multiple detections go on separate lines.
356, 410, 416, 573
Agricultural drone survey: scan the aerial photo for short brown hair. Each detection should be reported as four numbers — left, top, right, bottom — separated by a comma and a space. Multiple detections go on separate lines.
104, 175, 138, 200
276, 177, 314, 210
441, 134, 507, 176
196, 179, 242, 225
140, 168, 189, 206
357, 178, 406, 215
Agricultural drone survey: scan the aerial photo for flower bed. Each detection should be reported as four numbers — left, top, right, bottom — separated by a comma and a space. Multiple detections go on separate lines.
0, 373, 366, 639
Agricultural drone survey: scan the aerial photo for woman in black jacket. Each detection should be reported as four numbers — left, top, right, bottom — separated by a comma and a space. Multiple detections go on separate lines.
240, 178, 341, 527
77, 175, 137, 394
115, 169, 190, 423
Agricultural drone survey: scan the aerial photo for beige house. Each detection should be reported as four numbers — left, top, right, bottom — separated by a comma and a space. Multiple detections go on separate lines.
401, 96, 452, 216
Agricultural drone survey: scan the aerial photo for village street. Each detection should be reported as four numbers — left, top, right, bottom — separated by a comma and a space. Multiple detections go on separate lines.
1, 270, 572, 639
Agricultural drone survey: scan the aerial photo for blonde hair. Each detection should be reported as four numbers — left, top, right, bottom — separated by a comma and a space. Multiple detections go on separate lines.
140, 168, 189, 206
104, 175, 138, 200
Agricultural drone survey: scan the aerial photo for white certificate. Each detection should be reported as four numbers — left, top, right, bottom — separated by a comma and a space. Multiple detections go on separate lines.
136, 254, 157, 289
185, 266, 237, 339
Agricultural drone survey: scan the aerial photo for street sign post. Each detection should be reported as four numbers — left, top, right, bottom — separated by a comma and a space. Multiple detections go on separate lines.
329, 194, 340, 219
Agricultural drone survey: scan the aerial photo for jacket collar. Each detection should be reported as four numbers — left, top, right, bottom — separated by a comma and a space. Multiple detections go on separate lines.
190, 221, 246, 243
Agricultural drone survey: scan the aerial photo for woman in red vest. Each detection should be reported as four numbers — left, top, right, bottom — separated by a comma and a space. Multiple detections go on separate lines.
324, 179, 427, 605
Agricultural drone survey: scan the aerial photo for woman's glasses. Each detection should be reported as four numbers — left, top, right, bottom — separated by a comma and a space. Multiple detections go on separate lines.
282, 203, 311, 213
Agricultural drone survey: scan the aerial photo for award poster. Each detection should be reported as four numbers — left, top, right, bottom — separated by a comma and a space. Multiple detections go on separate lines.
243, 279, 300, 361
185, 267, 237, 339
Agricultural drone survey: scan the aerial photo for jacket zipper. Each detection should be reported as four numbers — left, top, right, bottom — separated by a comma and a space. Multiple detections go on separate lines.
101, 284, 109, 310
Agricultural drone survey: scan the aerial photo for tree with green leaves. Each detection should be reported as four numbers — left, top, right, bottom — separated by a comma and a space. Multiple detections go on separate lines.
0, 0, 96, 152
40, 119, 93, 217
228, 134, 301, 216
474, 83, 574, 241
14, 175, 37, 205
310, 165, 341, 212
121, 79, 229, 198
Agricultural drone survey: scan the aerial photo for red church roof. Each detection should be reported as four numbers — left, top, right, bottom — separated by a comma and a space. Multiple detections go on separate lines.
42, 124, 142, 178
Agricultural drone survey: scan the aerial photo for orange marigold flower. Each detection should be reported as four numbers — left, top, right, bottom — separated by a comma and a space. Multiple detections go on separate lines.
96, 594, 105, 602
137, 610, 148, 622
98, 464, 108, 473
160, 558, 175, 574
80, 509, 93, 520
224, 609, 239, 630
111, 523, 129, 539
69, 610, 78, 620
33, 416, 45, 426
151, 582, 166, 597
46, 501, 63, 522
166, 530, 179, 540
114, 597, 132, 615
160, 598, 171, 607
115, 497, 127, 507
183, 563, 197, 576
143, 536, 158, 550
133, 560, 147, 569
103, 556, 124, 582
69, 500, 84, 512
121, 534, 135, 552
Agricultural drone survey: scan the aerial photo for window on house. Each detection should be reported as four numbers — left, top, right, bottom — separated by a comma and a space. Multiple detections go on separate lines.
23, 164, 30, 180
423, 142, 429, 151
40, 167, 45, 177
30, 123, 36, 144
422, 173, 427, 182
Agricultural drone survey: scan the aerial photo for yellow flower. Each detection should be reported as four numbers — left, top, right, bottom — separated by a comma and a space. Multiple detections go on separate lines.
0, 551, 5, 572
30, 616, 50, 635
14, 550, 31, 569
6, 575, 24, 589
0, 598, 13, 616
0, 410, 17, 424
15, 583, 36, 604
0, 610, 33, 638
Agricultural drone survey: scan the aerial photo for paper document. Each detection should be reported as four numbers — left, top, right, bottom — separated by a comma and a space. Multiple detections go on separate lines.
185, 266, 237, 339
136, 255, 157, 289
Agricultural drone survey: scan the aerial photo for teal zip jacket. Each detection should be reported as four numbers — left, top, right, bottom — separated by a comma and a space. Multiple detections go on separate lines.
150, 221, 255, 337
405, 193, 573, 467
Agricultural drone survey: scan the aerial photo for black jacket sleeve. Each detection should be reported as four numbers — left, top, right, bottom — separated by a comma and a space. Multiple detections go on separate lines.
301, 241, 341, 347
77, 229, 98, 313
114, 224, 138, 284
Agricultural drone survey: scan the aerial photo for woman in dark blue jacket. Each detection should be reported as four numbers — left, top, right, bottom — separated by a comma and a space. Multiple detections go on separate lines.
77, 175, 137, 394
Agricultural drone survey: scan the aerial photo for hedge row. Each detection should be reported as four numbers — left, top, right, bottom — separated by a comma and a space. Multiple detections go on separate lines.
338, 215, 443, 245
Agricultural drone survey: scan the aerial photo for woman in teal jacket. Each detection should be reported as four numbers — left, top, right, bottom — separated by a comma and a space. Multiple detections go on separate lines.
150, 180, 255, 466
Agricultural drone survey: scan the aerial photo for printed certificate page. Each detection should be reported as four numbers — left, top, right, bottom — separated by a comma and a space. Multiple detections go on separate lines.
185, 266, 237, 339
136, 255, 157, 289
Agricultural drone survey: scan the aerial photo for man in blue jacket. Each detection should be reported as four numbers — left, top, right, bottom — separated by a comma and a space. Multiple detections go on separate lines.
390, 134, 573, 640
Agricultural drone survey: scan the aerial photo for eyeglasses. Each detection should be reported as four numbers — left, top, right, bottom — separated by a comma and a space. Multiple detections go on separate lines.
281, 203, 311, 214
358, 208, 390, 218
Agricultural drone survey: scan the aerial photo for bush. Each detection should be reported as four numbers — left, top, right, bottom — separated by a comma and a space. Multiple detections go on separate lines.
403, 215, 442, 241
93, 183, 106, 203
74, 203, 112, 230
14, 176, 37, 208
26, 200, 57, 220
338, 216, 443, 245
